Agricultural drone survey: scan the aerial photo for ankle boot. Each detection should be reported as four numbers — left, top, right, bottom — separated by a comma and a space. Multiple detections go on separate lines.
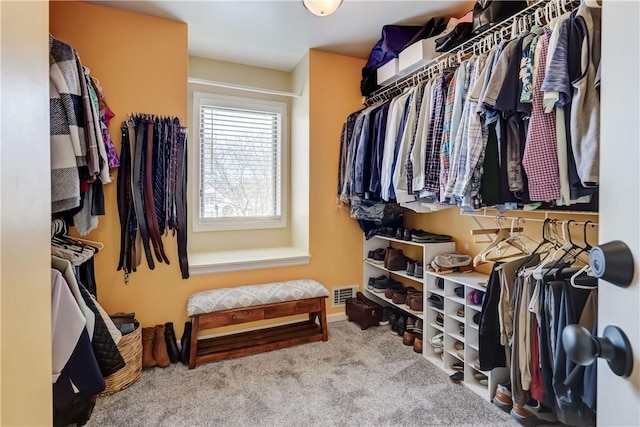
164, 322, 180, 364
153, 325, 171, 368
179, 321, 192, 365
142, 327, 157, 368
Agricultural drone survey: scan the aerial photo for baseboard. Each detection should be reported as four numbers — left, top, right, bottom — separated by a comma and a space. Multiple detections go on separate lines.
327, 312, 347, 323
197, 312, 347, 341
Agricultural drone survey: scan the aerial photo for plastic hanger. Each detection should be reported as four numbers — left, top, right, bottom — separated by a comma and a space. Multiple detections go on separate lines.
570, 265, 598, 289
584, 0, 602, 8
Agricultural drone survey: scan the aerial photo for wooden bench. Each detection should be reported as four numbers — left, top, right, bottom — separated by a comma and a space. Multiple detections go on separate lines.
186, 280, 329, 369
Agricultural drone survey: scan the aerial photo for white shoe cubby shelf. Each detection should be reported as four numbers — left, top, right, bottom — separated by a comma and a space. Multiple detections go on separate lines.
423, 271, 509, 401
362, 234, 455, 321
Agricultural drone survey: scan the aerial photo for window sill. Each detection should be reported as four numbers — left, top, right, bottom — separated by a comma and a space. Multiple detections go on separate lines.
189, 246, 311, 275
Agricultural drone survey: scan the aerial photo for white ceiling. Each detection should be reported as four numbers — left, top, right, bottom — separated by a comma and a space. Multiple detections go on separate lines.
91, 0, 473, 71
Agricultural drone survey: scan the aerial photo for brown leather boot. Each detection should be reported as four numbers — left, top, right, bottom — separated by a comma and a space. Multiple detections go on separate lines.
153, 324, 171, 368
413, 335, 423, 354
142, 327, 157, 368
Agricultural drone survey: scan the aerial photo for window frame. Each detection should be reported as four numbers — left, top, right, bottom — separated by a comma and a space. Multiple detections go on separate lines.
192, 91, 288, 232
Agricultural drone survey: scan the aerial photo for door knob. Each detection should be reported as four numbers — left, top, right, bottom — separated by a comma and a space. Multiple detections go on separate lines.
562, 324, 633, 378
590, 240, 634, 288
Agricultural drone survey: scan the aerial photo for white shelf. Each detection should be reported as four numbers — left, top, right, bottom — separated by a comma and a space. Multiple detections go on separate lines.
464, 379, 489, 400
429, 288, 445, 297
447, 314, 465, 323
429, 306, 444, 314
468, 362, 489, 374
447, 332, 465, 343
425, 354, 444, 369
424, 271, 490, 290
468, 342, 479, 351
468, 323, 479, 331
467, 303, 483, 312
364, 260, 423, 284
363, 288, 425, 320
447, 349, 464, 362
371, 234, 451, 248
447, 295, 466, 305
429, 322, 444, 332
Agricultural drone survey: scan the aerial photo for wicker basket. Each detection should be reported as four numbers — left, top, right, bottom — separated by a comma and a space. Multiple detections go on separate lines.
99, 324, 142, 396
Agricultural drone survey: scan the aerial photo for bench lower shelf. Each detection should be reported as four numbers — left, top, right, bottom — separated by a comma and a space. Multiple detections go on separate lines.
194, 320, 324, 366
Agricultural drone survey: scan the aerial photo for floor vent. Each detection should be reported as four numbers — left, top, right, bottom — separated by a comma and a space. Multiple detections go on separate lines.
333, 286, 358, 307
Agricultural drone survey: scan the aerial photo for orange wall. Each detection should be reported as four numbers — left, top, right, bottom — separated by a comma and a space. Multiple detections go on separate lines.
50, 3, 365, 335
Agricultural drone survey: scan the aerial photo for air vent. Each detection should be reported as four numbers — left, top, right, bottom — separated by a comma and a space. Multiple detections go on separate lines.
333, 286, 358, 307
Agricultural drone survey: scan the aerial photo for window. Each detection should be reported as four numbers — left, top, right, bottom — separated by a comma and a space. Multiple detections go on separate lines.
193, 92, 287, 231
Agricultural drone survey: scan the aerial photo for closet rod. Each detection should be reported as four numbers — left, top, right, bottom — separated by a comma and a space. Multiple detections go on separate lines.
366, 0, 579, 105
460, 208, 599, 225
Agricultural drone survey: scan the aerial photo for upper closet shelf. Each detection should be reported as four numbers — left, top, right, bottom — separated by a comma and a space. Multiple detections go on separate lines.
367, 0, 579, 105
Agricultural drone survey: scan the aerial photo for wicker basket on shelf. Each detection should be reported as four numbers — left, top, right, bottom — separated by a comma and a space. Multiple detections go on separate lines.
99, 324, 142, 396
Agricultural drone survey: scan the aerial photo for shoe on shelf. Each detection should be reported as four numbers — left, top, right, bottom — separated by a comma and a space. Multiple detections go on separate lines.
454, 286, 465, 298
372, 248, 387, 264
473, 312, 481, 325
472, 359, 483, 371
435, 313, 444, 326
456, 307, 465, 317
403, 229, 412, 241
458, 323, 465, 336
436, 277, 445, 289
452, 361, 464, 372
430, 333, 444, 349
406, 260, 416, 276
449, 371, 464, 383
396, 315, 406, 338
454, 341, 464, 351
428, 294, 444, 310
473, 372, 488, 381
409, 293, 423, 312
494, 382, 513, 409
510, 399, 558, 424
395, 228, 405, 240
415, 263, 424, 278
456, 348, 464, 360
390, 312, 398, 334
392, 288, 409, 304
386, 248, 409, 271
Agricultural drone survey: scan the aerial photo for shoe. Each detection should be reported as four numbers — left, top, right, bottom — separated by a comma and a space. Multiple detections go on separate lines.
390, 312, 398, 334
456, 307, 465, 317
454, 286, 465, 298
164, 322, 180, 364
179, 321, 192, 365
372, 248, 387, 264
406, 260, 416, 276
435, 313, 444, 326
473, 312, 481, 325
403, 230, 412, 241
153, 325, 171, 368
392, 288, 409, 304
402, 331, 415, 346
454, 341, 464, 351
368, 274, 386, 290
458, 323, 465, 336
409, 293, 423, 312
404, 287, 419, 305
452, 361, 464, 371
396, 315, 406, 337
474, 373, 488, 386
413, 336, 423, 353
456, 347, 464, 360
415, 263, 424, 278
472, 359, 482, 371
449, 371, 464, 383
406, 317, 415, 332
436, 277, 445, 289
385, 248, 409, 271
427, 294, 444, 310
434, 253, 472, 268
468, 290, 485, 305
142, 327, 157, 368
380, 307, 392, 326
395, 228, 404, 240
494, 382, 513, 409
430, 333, 444, 349
414, 319, 423, 335
511, 399, 558, 424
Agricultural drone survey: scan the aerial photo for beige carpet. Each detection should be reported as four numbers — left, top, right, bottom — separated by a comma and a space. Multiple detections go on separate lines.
87, 320, 520, 427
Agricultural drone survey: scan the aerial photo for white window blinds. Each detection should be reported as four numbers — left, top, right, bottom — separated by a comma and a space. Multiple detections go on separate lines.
198, 99, 283, 224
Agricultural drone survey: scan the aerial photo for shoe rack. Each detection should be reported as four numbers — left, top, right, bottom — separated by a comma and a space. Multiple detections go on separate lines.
423, 271, 509, 401
362, 234, 455, 334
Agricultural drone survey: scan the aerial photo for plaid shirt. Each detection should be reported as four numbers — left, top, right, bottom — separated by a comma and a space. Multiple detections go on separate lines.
439, 70, 458, 202
522, 31, 560, 201
424, 70, 455, 194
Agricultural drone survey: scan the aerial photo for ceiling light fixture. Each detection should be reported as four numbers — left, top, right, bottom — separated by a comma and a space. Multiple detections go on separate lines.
302, 0, 343, 17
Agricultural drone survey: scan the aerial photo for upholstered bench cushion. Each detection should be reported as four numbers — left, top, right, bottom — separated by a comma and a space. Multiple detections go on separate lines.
187, 279, 329, 316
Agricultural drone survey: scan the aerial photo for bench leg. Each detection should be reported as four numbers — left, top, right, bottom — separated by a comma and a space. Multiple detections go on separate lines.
320, 298, 328, 341
189, 316, 199, 369
309, 312, 318, 323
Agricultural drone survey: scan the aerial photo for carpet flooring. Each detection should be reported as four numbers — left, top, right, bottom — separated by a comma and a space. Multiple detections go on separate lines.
88, 320, 521, 427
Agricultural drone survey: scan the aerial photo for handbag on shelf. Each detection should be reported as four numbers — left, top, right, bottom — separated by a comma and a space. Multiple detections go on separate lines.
472, 0, 529, 35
